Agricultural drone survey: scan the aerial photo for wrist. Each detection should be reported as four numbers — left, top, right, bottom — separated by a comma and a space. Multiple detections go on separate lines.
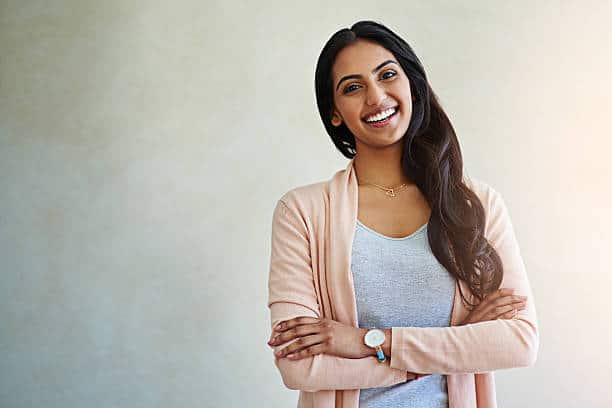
358, 328, 372, 358
361, 328, 393, 359
381, 328, 392, 357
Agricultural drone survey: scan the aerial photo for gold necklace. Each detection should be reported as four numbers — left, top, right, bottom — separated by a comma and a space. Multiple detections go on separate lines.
357, 180, 410, 197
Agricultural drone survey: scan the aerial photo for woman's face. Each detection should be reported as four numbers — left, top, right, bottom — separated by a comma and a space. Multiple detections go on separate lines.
330, 39, 413, 150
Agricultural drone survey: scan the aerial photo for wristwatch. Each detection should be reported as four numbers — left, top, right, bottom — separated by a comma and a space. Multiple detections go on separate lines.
364, 329, 386, 362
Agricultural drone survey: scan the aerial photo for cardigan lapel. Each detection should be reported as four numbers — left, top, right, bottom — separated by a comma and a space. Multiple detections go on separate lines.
326, 158, 359, 326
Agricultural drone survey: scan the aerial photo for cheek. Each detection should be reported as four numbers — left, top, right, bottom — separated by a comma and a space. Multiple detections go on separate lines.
395, 78, 412, 100
400, 102, 413, 124
399, 88, 413, 112
345, 100, 362, 122
337, 102, 363, 124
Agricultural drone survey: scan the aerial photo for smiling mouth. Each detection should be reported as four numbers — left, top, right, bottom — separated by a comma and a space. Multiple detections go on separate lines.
362, 106, 399, 123
362, 106, 399, 127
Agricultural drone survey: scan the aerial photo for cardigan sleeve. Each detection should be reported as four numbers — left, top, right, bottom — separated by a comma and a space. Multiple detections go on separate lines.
389, 182, 540, 374
267, 198, 408, 392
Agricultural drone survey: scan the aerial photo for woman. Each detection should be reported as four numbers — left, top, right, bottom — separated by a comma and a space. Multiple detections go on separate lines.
266, 20, 538, 408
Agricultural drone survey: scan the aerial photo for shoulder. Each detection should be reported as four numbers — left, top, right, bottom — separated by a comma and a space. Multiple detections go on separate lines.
463, 174, 515, 240
273, 178, 331, 227
463, 173, 504, 212
278, 180, 328, 208
271, 163, 352, 229
275, 164, 349, 211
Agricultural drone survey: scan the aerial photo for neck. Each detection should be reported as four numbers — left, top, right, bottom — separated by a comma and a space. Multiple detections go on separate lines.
353, 146, 414, 188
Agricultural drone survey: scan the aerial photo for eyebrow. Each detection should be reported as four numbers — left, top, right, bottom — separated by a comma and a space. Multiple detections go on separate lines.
335, 60, 398, 92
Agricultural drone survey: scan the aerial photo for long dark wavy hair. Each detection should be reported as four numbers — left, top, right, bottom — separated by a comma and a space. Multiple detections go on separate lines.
315, 20, 503, 308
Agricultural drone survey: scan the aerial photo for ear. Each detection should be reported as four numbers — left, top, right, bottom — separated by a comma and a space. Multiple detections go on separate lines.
331, 109, 343, 127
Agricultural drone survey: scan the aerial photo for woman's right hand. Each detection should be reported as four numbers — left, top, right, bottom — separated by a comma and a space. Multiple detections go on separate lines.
406, 288, 527, 382
460, 287, 528, 325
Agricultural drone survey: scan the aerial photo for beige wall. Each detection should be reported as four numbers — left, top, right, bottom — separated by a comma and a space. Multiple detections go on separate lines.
1, 0, 610, 407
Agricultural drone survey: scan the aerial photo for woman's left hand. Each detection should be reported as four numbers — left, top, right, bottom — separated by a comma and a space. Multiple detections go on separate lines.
267, 317, 371, 360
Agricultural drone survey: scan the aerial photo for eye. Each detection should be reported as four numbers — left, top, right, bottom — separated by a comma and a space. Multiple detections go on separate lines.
343, 84, 360, 94
381, 70, 397, 79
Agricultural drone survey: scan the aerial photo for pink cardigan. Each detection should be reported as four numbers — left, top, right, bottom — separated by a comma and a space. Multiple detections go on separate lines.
267, 158, 539, 408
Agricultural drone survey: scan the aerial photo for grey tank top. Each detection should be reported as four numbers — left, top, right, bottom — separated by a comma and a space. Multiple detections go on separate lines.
351, 219, 455, 408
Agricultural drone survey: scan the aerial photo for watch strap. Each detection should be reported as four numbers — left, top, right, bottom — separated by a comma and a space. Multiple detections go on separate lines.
374, 346, 386, 362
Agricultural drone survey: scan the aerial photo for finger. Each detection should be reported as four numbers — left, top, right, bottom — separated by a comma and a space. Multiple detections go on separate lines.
468, 300, 525, 323
274, 316, 320, 333
481, 289, 525, 312
489, 299, 527, 317
269, 316, 319, 342
495, 302, 526, 320
470, 288, 516, 321
488, 300, 527, 319
491, 304, 516, 317
491, 295, 528, 308
500, 309, 517, 319
274, 334, 327, 359
484, 288, 516, 305
498, 307, 520, 319
270, 322, 322, 346
284, 342, 327, 360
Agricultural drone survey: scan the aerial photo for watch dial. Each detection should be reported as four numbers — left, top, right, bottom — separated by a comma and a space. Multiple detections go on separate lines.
365, 329, 384, 346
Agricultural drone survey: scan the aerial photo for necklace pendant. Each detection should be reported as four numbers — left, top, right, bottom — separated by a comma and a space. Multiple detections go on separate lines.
386, 189, 396, 197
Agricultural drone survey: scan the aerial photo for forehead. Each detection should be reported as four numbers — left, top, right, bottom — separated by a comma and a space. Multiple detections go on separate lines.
331, 39, 396, 79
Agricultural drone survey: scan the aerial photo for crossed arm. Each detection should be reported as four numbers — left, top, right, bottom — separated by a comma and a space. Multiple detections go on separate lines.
267, 183, 539, 392
269, 302, 409, 391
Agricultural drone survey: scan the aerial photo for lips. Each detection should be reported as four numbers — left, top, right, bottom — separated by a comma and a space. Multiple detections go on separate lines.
361, 105, 399, 122
364, 108, 399, 128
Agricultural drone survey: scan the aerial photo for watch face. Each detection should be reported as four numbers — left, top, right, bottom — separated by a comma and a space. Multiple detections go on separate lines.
364, 329, 385, 347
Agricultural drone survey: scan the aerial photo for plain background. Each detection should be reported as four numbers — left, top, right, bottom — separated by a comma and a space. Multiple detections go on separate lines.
1, 1, 611, 407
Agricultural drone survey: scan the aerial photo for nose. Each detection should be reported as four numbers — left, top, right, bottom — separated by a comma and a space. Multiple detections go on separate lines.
366, 82, 387, 106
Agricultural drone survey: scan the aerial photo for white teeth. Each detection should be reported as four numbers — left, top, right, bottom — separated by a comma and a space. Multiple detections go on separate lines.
365, 107, 396, 123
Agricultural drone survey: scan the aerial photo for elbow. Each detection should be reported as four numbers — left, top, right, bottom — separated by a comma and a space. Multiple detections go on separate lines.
523, 332, 539, 368
275, 357, 320, 392
280, 375, 300, 391
514, 319, 540, 368
279, 367, 302, 391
